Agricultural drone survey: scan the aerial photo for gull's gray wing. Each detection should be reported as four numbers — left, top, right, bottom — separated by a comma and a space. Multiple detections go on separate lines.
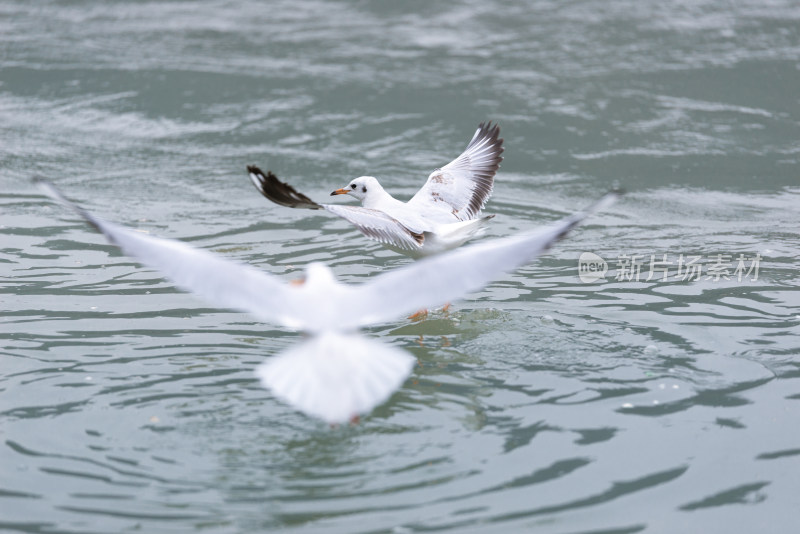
247, 165, 423, 252
408, 122, 504, 221
340, 191, 621, 329
35, 178, 311, 330
321, 204, 423, 252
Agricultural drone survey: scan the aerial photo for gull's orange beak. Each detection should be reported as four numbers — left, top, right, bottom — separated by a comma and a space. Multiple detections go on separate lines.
330, 188, 349, 196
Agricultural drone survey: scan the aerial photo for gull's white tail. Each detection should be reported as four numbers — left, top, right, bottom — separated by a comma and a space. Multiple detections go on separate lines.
415, 215, 495, 258
256, 332, 415, 424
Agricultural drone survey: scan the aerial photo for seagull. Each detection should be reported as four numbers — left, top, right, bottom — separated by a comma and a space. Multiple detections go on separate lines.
35, 177, 619, 424
247, 122, 504, 258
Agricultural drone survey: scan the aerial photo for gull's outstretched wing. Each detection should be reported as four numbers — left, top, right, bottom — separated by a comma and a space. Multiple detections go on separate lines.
408, 122, 504, 221
342, 192, 621, 328
247, 165, 424, 252
35, 178, 310, 330
247, 165, 322, 210
322, 205, 424, 252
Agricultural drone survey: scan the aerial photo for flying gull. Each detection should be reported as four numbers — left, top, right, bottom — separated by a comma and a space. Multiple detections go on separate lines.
247, 122, 504, 258
35, 178, 618, 424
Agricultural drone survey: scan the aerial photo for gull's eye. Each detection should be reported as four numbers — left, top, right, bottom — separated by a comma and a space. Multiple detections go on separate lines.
362, 186, 367, 193
351, 184, 356, 189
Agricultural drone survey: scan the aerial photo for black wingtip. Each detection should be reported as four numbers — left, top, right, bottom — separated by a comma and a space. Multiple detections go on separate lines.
247, 165, 279, 182
477, 121, 502, 142
33, 177, 109, 238
564, 189, 623, 233
246, 165, 322, 210
458, 121, 504, 219
543, 190, 623, 250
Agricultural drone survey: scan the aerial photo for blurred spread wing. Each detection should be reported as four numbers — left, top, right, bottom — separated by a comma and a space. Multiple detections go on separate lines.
322, 204, 424, 252
409, 122, 504, 221
342, 192, 621, 328
247, 165, 322, 210
35, 178, 309, 329
256, 332, 414, 424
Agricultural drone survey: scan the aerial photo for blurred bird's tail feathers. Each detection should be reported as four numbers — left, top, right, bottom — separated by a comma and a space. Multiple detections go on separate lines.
255, 332, 415, 424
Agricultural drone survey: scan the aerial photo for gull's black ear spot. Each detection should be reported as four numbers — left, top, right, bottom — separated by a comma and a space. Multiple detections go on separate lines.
362, 186, 367, 193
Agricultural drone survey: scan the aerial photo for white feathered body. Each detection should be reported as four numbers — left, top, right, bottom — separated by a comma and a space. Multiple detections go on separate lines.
359, 179, 494, 258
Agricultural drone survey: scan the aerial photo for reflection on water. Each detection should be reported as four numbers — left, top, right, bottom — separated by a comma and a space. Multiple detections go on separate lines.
2, 0, 800, 532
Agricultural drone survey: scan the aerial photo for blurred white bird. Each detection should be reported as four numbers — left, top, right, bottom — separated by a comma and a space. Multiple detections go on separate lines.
35, 178, 618, 424
247, 122, 504, 258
